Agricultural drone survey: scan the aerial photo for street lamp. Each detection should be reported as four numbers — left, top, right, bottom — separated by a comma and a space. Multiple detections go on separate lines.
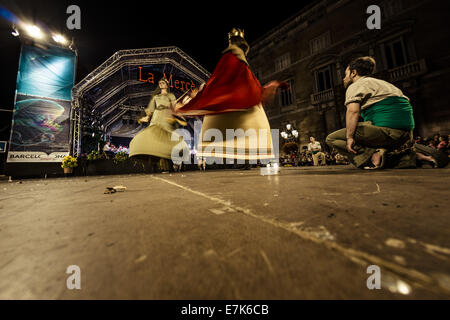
280, 123, 299, 141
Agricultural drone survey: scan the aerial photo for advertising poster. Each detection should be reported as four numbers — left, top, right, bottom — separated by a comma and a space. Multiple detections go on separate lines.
7, 44, 76, 162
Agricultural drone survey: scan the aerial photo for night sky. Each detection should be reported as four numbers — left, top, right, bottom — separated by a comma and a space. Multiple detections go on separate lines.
0, 0, 315, 112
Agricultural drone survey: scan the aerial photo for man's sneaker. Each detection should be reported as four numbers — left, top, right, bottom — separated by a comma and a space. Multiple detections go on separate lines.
414, 144, 449, 168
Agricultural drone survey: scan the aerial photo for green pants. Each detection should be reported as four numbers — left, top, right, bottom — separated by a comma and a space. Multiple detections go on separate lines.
326, 121, 416, 169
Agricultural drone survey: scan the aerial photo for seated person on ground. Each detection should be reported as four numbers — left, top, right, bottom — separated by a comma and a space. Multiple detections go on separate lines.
326, 56, 448, 169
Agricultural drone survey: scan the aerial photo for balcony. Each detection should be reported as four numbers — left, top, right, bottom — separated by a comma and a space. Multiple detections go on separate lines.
311, 88, 335, 105
388, 59, 427, 82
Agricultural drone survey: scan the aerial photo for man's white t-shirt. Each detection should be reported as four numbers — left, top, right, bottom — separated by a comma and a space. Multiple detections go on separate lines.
308, 141, 322, 154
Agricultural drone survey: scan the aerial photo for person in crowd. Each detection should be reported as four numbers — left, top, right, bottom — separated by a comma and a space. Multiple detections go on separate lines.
307, 153, 313, 165
103, 142, 115, 159
197, 157, 206, 171
297, 152, 307, 166
290, 152, 295, 163
335, 153, 349, 165
414, 136, 423, 145
103, 141, 111, 152
325, 152, 335, 165
437, 136, 448, 153
308, 137, 326, 166
428, 140, 436, 149
433, 134, 440, 146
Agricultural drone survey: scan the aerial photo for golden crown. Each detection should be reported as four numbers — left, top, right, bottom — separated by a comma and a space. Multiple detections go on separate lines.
228, 28, 245, 40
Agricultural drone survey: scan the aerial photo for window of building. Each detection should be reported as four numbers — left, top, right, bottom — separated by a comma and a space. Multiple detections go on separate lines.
384, 37, 408, 69
280, 79, 294, 107
310, 32, 331, 55
275, 53, 291, 72
314, 66, 333, 92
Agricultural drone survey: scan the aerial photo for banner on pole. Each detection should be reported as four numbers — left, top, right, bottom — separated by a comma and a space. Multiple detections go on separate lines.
7, 44, 76, 163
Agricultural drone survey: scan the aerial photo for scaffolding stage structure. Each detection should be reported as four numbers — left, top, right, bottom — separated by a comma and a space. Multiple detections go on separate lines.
71, 46, 210, 157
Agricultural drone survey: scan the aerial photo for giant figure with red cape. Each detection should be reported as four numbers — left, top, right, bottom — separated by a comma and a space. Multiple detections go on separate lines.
175, 28, 285, 164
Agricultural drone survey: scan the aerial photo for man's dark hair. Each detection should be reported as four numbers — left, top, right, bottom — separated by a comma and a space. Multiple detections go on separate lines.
347, 56, 376, 76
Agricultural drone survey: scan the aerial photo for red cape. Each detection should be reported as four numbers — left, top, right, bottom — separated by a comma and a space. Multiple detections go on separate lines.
176, 52, 281, 116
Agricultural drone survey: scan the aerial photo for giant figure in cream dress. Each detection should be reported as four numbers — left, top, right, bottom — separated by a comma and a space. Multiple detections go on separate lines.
129, 79, 189, 167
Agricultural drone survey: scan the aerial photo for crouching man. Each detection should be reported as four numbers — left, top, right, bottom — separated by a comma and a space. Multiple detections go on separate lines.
326, 56, 444, 169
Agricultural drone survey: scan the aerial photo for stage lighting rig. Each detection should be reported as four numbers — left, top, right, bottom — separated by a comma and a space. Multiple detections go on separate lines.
11, 25, 19, 37
11, 23, 73, 50
52, 34, 68, 45
24, 24, 44, 39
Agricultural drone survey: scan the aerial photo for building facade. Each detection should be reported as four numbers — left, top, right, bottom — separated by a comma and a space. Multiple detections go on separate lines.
248, 0, 450, 151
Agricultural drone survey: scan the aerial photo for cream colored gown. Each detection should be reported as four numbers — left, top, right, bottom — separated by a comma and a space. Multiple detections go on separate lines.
129, 93, 188, 160
197, 104, 275, 161
196, 46, 275, 162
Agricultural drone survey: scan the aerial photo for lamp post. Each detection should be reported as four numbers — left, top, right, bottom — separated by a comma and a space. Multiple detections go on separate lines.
280, 123, 299, 142
280, 123, 300, 166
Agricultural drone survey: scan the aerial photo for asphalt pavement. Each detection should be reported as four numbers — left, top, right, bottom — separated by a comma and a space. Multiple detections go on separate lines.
0, 166, 449, 299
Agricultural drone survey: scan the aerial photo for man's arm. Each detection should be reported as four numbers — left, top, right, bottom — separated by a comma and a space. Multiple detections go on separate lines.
346, 102, 361, 154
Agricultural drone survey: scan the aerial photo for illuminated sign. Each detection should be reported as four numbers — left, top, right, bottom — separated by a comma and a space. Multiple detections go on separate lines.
138, 67, 196, 92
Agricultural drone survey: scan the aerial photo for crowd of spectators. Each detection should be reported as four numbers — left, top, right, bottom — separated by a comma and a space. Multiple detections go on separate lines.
92, 134, 449, 166
415, 133, 450, 155
279, 133, 449, 167
280, 149, 349, 167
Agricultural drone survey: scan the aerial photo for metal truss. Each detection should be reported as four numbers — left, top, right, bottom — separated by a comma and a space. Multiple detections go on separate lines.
93, 80, 142, 109
101, 91, 150, 119
72, 47, 210, 101
104, 108, 128, 131
119, 105, 145, 112
70, 101, 81, 157
84, 57, 207, 110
